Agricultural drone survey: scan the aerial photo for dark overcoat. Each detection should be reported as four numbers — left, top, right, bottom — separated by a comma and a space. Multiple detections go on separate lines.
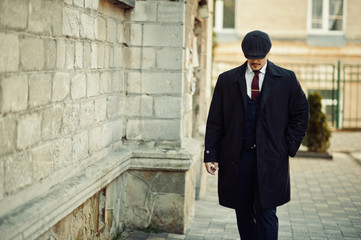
204, 60, 309, 210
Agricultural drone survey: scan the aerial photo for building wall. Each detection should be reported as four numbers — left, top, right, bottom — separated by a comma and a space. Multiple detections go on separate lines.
0, 0, 212, 239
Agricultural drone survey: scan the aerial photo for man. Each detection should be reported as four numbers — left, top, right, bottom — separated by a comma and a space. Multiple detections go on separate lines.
204, 30, 309, 240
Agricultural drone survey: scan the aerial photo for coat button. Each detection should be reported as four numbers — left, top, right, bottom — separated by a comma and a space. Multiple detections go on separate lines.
206, 150, 210, 154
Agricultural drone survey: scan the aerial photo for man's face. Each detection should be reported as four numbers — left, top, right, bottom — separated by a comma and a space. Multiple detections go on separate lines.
247, 54, 268, 71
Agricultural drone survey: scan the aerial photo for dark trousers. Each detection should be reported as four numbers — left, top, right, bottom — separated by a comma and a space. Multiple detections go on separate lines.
236, 149, 278, 240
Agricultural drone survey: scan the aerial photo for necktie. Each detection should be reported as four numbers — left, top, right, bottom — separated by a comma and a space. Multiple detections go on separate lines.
251, 70, 260, 100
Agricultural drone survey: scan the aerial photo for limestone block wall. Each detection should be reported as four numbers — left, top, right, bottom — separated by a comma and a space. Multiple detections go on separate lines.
0, 0, 211, 239
0, 0, 126, 201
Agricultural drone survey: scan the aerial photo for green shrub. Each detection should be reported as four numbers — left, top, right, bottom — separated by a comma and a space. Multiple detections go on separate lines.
302, 91, 331, 152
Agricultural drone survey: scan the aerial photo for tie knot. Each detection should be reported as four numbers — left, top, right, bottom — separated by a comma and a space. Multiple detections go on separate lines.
253, 70, 260, 76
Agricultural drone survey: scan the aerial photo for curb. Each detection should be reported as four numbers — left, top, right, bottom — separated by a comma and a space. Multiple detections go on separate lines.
295, 150, 333, 160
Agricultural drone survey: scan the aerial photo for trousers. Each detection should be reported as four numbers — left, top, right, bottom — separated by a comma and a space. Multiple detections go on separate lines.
235, 148, 278, 240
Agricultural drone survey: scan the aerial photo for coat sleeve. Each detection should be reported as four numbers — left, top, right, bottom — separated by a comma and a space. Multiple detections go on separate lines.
204, 75, 224, 162
286, 71, 309, 157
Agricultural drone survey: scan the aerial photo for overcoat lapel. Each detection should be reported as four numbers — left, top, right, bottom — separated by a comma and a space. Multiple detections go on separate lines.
257, 61, 281, 120
236, 64, 248, 111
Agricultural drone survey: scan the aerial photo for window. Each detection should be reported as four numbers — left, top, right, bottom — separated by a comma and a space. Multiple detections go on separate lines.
309, 0, 344, 33
214, 0, 236, 32
307, 0, 345, 46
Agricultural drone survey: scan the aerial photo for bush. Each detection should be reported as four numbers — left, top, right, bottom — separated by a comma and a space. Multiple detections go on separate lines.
302, 91, 331, 152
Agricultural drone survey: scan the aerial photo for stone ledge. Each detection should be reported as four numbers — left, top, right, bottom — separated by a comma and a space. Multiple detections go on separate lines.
0, 139, 202, 240
106, 0, 135, 9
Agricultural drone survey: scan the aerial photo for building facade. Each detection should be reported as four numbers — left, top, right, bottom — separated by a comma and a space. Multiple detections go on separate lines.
213, 0, 361, 128
0, 0, 213, 239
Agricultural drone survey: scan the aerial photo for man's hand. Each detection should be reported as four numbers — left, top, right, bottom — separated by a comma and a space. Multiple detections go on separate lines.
205, 162, 218, 175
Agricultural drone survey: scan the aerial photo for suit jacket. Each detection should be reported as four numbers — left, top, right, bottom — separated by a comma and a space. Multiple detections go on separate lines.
204, 60, 309, 209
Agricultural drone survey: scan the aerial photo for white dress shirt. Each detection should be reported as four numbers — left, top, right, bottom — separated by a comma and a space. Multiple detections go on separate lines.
245, 62, 267, 98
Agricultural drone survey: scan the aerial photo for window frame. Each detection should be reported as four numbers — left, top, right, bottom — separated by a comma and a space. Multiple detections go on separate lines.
214, 0, 237, 34
307, 0, 346, 35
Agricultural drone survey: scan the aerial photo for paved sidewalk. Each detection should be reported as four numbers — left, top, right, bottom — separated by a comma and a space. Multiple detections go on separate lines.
122, 132, 361, 240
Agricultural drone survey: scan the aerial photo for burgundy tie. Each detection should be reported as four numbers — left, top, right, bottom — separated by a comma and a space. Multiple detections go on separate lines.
251, 70, 260, 100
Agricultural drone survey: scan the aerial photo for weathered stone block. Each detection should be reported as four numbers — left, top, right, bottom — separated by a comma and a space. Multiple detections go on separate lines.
0, 115, 16, 157
126, 72, 142, 94
151, 194, 185, 233
75, 41, 83, 69
107, 18, 117, 43
17, 113, 41, 149
0, 0, 27, 29
125, 23, 142, 46
74, 0, 84, 8
126, 95, 153, 117
113, 45, 123, 68
52, 136, 72, 170
79, 100, 95, 128
124, 47, 141, 69
66, 41, 75, 70
29, 73, 52, 108
89, 126, 102, 153
118, 95, 125, 116
87, 72, 100, 97
94, 97, 107, 122
157, 47, 183, 70
80, 13, 95, 39
56, 39, 66, 69
143, 25, 183, 47
63, 102, 80, 134
111, 119, 123, 142
91, 43, 97, 69
112, 71, 124, 93
52, 72, 70, 102
50, 1, 62, 36
102, 122, 113, 147
44, 39, 56, 70
104, 44, 110, 68
97, 16, 106, 41
72, 130, 88, 163
83, 42, 91, 69
32, 143, 53, 181
97, 43, 105, 68
158, 2, 184, 23
0, 161, 4, 200
129, 2, 156, 22
71, 72, 86, 99
4, 152, 32, 194
42, 105, 63, 141
107, 96, 118, 119
142, 119, 181, 141
28, 0, 52, 35
142, 47, 156, 69
117, 22, 125, 43
20, 37, 45, 71
154, 96, 181, 118
100, 71, 112, 94
142, 72, 182, 95
0, 75, 28, 113
124, 171, 157, 229
126, 119, 181, 141
0, 33, 19, 72
63, 7, 80, 38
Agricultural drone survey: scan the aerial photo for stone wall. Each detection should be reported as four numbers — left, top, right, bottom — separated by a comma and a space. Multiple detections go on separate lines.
0, 0, 126, 201
0, 0, 212, 239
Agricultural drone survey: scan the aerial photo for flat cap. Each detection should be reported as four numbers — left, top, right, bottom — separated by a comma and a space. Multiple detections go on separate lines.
241, 30, 272, 59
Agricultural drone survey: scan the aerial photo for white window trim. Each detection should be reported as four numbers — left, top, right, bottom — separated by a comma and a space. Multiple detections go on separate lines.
214, 0, 237, 33
307, 0, 346, 35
